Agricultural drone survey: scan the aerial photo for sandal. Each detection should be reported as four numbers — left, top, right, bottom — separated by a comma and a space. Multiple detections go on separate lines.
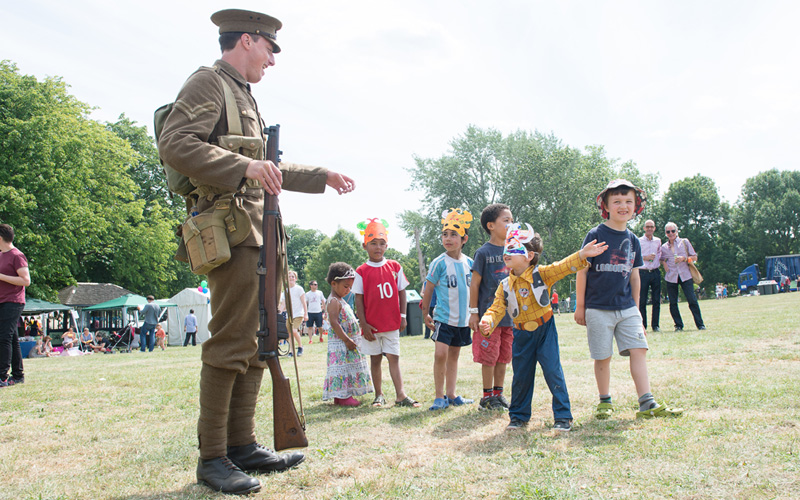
394, 396, 421, 408
448, 395, 474, 406
595, 402, 614, 419
636, 404, 684, 419
428, 397, 449, 411
371, 395, 387, 407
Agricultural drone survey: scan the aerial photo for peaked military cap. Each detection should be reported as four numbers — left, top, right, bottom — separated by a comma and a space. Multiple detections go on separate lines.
211, 9, 282, 53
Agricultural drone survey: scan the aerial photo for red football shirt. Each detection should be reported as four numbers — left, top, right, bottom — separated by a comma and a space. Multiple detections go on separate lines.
353, 259, 409, 333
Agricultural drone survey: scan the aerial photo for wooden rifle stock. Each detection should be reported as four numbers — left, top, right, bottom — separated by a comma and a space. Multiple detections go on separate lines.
258, 124, 308, 451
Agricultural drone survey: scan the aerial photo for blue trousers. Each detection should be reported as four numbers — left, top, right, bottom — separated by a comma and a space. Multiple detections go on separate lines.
509, 318, 572, 422
140, 322, 157, 352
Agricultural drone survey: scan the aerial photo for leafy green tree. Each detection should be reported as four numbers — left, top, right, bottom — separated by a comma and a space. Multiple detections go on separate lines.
735, 169, 800, 266
303, 228, 364, 296
285, 224, 325, 285
0, 61, 183, 299
406, 125, 659, 297
397, 209, 431, 283
656, 175, 739, 291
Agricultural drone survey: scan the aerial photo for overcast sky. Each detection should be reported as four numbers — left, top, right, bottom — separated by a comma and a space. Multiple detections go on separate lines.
3, 1, 798, 251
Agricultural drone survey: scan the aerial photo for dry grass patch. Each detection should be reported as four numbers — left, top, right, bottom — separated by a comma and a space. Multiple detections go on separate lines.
1, 294, 798, 499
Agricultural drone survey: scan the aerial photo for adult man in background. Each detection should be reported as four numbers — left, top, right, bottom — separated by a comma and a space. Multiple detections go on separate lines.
184, 309, 198, 346
304, 280, 326, 343
158, 9, 355, 494
0, 223, 30, 387
639, 220, 662, 332
139, 295, 161, 352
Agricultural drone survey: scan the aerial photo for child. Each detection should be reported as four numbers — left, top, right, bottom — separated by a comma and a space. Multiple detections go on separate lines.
43, 336, 54, 356
155, 324, 166, 351
468, 203, 514, 410
322, 262, 373, 406
481, 223, 608, 431
422, 208, 476, 411
575, 179, 684, 419
353, 218, 420, 408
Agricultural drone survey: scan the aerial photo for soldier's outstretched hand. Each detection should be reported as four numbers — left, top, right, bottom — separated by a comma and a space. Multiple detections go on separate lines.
326, 171, 355, 195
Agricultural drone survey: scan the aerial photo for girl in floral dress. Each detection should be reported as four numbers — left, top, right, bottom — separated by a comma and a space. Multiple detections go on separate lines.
322, 262, 373, 406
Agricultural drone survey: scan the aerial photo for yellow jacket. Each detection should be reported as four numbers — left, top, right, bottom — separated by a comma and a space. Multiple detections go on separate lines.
482, 252, 587, 331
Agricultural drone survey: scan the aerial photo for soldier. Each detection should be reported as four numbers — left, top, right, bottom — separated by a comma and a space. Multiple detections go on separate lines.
158, 9, 355, 494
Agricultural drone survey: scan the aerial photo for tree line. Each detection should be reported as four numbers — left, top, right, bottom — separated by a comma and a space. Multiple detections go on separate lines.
398, 126, 800, 297
2, 62, 797, 302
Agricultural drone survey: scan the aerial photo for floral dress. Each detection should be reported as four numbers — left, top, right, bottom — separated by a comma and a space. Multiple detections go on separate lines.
322, 297, 373, 400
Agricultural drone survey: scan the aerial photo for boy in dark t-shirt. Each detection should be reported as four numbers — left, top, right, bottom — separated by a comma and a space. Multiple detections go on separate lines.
468, 204, 514, 410
575, 179, 684, 420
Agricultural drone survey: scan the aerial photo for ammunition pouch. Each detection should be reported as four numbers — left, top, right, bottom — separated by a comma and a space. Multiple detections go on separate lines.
180, 193, 252, 275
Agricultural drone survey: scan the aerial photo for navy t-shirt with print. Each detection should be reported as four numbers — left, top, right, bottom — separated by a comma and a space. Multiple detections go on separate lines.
583, 224, 643, 311
472, 242, 511, 327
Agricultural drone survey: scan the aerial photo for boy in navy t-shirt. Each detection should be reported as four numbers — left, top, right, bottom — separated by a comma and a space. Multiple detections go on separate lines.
575, 179, 684, 420
468, 203, 514, 410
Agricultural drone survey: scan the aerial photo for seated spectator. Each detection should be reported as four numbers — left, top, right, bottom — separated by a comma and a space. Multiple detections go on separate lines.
29, 338, 49, 358
80, 328, 94, 352
43, 336, 55, 356
91, 332, 113, 354
61, 328, 77, 349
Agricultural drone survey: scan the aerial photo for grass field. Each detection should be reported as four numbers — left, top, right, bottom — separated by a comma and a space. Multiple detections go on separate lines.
1, 294, 798, 499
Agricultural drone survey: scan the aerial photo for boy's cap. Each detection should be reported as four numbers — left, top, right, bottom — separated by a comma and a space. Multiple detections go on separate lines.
211, 9, 282, 53
596, 179, 647, 219
441, 208, 473, 237
504, 223, 535, 256
357, 218, 389, 244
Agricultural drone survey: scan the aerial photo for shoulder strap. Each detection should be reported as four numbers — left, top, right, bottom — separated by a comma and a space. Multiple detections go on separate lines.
219, 77, 243, 136
205, 66, 243, 137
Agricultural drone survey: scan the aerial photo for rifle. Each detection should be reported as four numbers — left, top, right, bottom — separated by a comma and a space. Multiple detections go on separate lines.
257, 124, 308, 451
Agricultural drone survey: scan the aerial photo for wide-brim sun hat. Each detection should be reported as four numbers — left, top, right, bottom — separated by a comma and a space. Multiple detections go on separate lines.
595, 179, 647, 219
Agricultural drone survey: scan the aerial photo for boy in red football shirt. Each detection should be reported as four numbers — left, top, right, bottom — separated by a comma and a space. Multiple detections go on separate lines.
353, 219, 420, 408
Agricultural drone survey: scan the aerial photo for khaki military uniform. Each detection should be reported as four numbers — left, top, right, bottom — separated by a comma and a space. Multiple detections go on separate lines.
159, 59, 327, 458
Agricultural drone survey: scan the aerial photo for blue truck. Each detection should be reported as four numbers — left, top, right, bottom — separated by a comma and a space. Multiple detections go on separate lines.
738, 255, 800, 293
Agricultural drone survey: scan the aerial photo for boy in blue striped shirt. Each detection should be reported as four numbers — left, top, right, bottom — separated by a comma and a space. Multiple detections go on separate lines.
420, 209, 475, 411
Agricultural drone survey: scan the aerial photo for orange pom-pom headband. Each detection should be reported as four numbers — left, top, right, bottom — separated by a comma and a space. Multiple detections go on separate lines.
357, 218, 389, 244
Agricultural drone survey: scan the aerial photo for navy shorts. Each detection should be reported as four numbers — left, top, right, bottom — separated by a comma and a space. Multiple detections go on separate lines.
431, 322, 472, 347
306, 312, 323, 328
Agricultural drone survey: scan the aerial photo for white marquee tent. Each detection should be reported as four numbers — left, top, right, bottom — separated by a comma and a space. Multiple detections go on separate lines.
166, 288, 211, 346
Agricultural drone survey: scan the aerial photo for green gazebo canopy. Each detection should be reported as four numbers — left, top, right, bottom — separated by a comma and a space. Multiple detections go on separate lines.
23, 298, 72, 314
84, 294, 176, 311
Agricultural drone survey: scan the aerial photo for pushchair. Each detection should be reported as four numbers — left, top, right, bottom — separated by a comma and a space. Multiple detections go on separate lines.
110, 323, 136, 353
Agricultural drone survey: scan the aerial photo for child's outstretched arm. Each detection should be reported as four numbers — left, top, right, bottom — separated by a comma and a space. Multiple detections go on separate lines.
579, 239, 608, 259
327, 299, 356, 350
574, 267, 588, 326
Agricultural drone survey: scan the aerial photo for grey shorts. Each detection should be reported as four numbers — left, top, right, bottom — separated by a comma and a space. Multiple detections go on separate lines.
586, 306, 648, 359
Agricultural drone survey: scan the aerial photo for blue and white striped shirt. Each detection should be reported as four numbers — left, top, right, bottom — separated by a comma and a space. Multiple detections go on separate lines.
426, 253, 473, 327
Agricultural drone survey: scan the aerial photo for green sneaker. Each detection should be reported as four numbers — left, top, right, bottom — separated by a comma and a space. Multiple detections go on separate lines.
595, 402, 614, 419
636, 404, 684, 419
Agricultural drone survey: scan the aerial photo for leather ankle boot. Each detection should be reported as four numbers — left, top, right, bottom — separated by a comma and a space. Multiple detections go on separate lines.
227, 442, 305, 473
197, 456, 261, 494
